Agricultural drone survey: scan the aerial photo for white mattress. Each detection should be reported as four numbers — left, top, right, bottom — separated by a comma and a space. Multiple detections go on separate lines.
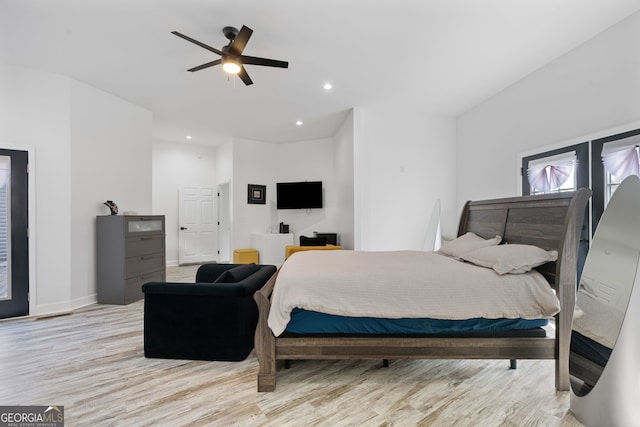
268, 250, 560, 336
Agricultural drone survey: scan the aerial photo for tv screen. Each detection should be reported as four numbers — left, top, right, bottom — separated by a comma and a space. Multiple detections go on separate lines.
277, 181, 323, 209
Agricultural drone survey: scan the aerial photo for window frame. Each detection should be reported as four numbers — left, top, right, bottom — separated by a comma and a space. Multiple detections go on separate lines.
521, 142, 589, 196
591, 128, 640, 234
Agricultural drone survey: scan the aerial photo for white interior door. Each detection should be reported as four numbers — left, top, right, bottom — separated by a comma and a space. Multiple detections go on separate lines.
178, 186, 217, 265
218, 182, 231, 263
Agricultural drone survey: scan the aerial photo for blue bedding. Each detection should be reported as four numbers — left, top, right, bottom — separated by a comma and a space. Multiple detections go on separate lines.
285, 308, 549, 335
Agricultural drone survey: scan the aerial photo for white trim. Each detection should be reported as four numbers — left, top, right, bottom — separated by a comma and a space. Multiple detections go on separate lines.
70, 293, 97, 311
588, 141, 593, 238
32, 300, 71, 317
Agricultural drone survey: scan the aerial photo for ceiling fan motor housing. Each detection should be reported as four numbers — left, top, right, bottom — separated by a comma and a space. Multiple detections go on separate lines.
222, 26, 239, 41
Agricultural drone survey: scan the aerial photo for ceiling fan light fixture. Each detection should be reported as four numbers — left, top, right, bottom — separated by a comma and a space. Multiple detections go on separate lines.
222, 59, 241, 74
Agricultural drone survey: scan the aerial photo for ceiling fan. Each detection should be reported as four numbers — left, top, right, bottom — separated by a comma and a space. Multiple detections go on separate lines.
171, 25, 288, 86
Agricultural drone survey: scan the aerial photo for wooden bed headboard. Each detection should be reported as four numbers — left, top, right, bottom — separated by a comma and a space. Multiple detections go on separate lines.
457, 188, 591, 288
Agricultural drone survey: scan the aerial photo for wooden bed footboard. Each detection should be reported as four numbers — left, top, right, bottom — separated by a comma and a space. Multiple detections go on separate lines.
254, 270, 278, 392
254, 188, 591, 392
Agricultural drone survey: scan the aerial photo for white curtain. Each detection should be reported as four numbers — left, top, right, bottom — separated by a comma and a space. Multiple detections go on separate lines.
527, 151, 576, 193
602, 135, 640, 181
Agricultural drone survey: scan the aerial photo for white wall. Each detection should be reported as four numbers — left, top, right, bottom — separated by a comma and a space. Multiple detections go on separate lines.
0, 64, 154, 315
70, 80, 152, 305
457, 11, 640, 210
215, 141, 233, 262
275, 138, 337, 243
216, 140, 233, 186
334, 110, 355, 249
152, 140, 217, 265
0, 65, 152, 315
353, 106, 457, 249
230, 138, 278, 251
0, 65, 71, 314
217, 136, 343, 256
154, 133, 351, 263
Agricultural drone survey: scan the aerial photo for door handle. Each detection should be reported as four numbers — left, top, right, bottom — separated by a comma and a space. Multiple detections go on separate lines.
180, 226, 188, 230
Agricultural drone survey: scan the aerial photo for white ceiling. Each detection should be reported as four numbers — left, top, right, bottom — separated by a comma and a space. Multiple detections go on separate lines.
2, 0, 639, 146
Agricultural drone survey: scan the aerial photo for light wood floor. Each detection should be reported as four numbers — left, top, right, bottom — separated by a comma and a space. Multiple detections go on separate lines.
0, 265, 584, 426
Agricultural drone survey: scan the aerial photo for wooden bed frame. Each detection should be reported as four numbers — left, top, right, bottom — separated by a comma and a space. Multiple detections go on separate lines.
254, 189, 591, 392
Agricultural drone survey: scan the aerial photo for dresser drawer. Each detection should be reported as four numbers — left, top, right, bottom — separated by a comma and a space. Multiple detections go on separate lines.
124, 216, 165, 236
125, 253, 165, 278
125, 270, 165, 304
125, 235, 165, 257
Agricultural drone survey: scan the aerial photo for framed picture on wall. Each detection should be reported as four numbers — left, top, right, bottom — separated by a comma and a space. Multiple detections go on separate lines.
248, 184, 266, 204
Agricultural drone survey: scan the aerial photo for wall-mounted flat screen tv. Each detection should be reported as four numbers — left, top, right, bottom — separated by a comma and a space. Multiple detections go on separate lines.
277, 181, 323, 209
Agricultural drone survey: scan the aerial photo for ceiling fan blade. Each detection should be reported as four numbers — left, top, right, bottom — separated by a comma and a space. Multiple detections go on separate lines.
238, 66, 253, 86
229, 25, 253, 56
171, 31, 224, 56
239, 55, 288, 68
187, 59, 222, 72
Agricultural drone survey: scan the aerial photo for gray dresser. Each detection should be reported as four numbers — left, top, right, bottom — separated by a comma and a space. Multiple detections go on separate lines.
97, 215, 166, 304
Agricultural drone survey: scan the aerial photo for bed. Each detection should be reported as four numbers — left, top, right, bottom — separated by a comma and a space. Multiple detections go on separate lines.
254, 189, 591, 392
569, 281, 622, 391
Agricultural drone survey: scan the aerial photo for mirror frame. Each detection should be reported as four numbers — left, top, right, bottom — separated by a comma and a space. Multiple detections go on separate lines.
570, 175, 640, 425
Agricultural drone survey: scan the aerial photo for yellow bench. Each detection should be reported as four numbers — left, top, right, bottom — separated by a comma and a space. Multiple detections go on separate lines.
285, 244, 343, 259
233, 248, 259, 264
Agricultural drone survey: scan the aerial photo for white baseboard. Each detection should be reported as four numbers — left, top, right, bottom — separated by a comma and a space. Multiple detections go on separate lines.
33, 301, 72, 318
32, 294, 97, 319
70, 293, 97, 310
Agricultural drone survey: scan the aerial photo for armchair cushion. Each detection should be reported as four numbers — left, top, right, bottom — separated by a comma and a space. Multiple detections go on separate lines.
213, 263, 261, 283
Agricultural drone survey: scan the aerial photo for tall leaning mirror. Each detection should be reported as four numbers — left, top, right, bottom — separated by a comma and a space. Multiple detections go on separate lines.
570, 174, 640, 426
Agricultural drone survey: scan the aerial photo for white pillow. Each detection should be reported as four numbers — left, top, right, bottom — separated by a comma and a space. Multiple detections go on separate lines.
438, 232, 502, 259
460, 244, 558, 275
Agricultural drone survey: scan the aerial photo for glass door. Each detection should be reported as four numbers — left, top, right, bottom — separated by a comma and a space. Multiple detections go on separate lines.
0, 149, 29, 318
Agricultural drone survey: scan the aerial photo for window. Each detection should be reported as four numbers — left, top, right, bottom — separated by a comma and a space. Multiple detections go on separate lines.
521, 143, 589, 196
0, 157, 8, 300
605, 172, 623, 203
592, 129, 640, 232
601, 135, 640, 204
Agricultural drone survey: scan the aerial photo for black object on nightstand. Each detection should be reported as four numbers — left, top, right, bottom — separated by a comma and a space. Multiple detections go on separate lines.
314, 232, 338, 246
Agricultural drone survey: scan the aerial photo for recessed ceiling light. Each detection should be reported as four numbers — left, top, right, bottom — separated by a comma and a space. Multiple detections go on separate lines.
323, 82, 332, 91
296, 120, 303, 126
186, 135, 192, 140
